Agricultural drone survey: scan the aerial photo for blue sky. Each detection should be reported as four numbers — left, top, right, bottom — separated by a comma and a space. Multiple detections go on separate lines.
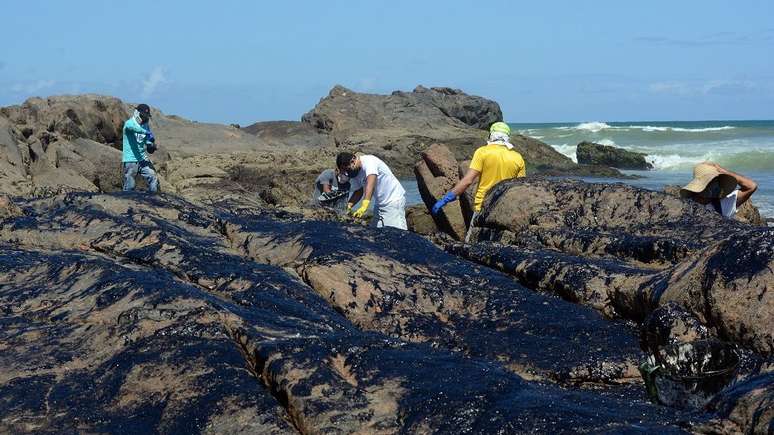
1, 0, 773, 124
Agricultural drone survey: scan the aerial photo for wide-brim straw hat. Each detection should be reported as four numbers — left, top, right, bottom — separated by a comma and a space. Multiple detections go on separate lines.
679, 163, 737, 199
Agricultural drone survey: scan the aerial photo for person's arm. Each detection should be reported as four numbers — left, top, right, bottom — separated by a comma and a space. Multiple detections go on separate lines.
352, 175, 376, 217
124, 118, 150, 134
362, 174, 377, 202
347, 188, 363, 210
322, 183, 332, 193
431, 169, 480, 215
711, 163, 758, 206
451, 169, 480, 196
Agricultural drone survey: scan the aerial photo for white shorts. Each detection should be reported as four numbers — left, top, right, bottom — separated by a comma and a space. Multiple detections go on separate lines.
372, 197, 407, 230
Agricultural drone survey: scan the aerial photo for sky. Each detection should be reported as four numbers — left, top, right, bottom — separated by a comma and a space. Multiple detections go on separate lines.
1, 0, 773, 124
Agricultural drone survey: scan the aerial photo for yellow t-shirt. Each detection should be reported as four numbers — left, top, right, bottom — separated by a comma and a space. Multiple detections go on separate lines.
469, 143, 526, 211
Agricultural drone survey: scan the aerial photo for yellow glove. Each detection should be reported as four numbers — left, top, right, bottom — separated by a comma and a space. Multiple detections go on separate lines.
352, 199, 370, 218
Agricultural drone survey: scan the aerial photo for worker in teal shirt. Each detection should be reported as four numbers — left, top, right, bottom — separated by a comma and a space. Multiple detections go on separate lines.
122, 104, 159, 192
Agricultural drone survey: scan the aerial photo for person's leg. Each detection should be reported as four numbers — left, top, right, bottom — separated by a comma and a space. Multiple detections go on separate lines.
139, 163, 159, 193
122, 162, 138, 191
465, 211, 480, 243
379, 197, 407, 230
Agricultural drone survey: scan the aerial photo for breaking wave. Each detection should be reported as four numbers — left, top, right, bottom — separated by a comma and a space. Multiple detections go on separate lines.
555, 122, 736, 133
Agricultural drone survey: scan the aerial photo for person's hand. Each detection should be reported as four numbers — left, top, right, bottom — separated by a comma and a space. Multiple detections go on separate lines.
351, 199, 370, 218
431, 191, 457, 215
705, 161, 728, 174
346, 203, 353, 214
146, 131, 156, 143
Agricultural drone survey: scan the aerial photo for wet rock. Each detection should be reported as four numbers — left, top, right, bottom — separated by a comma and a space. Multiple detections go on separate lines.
661, 227, 774, 355
453, 179, 772, 359
405, 204, 437, 235
0, 192, 696, 433
0, 194, 22, 219
220, 209, 649, 386
0, 247, 297, 434
448, 240, 658, 319
577, 141, 653, 170
471, 178, 741, 266
414, 144, 467, 239
699, 372, 774, 434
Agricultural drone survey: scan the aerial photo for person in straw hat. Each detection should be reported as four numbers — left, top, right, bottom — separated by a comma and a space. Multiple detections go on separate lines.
680, 162, 757, 218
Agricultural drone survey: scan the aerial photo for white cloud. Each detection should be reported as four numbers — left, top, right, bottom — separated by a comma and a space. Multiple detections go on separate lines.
10, 79, 56, 95
649, 80, 759, 97
649, 82, 690, 96
141, 66, 168, 98
636, 29, 774, 46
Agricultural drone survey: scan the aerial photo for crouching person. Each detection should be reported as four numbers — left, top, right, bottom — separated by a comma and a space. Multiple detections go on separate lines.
680, 162, 757, 218
312, 168, 351, 213
122, 103, 159, 192
336, 152, 407, 230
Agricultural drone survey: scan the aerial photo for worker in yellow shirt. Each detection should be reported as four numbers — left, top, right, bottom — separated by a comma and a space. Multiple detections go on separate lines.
431, 121, 526, 241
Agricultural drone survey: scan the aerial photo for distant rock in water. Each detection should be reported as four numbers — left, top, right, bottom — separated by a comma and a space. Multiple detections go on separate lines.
508, 135, 627, 177
576, 141, 653, 170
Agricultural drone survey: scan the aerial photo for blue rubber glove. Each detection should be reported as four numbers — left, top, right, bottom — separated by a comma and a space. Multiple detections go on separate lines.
146, 130, 155, 143
431, 191, 457, 215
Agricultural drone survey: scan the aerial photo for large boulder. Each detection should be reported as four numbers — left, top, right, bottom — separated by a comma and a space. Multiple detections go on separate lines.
302, 85, 502, 133
576, 141, 653, 170
414, 144, 467, 239
301, 85, 493, 176
0, 95, 129, 148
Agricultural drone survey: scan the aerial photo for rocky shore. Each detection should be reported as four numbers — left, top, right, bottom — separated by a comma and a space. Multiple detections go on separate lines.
0, 87, 771, 433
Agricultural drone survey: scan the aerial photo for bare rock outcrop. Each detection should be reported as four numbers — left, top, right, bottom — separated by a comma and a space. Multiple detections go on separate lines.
300, 85, 493, 176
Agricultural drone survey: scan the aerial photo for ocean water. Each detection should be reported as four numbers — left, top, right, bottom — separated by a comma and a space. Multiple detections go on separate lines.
401, 120, 774, 220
